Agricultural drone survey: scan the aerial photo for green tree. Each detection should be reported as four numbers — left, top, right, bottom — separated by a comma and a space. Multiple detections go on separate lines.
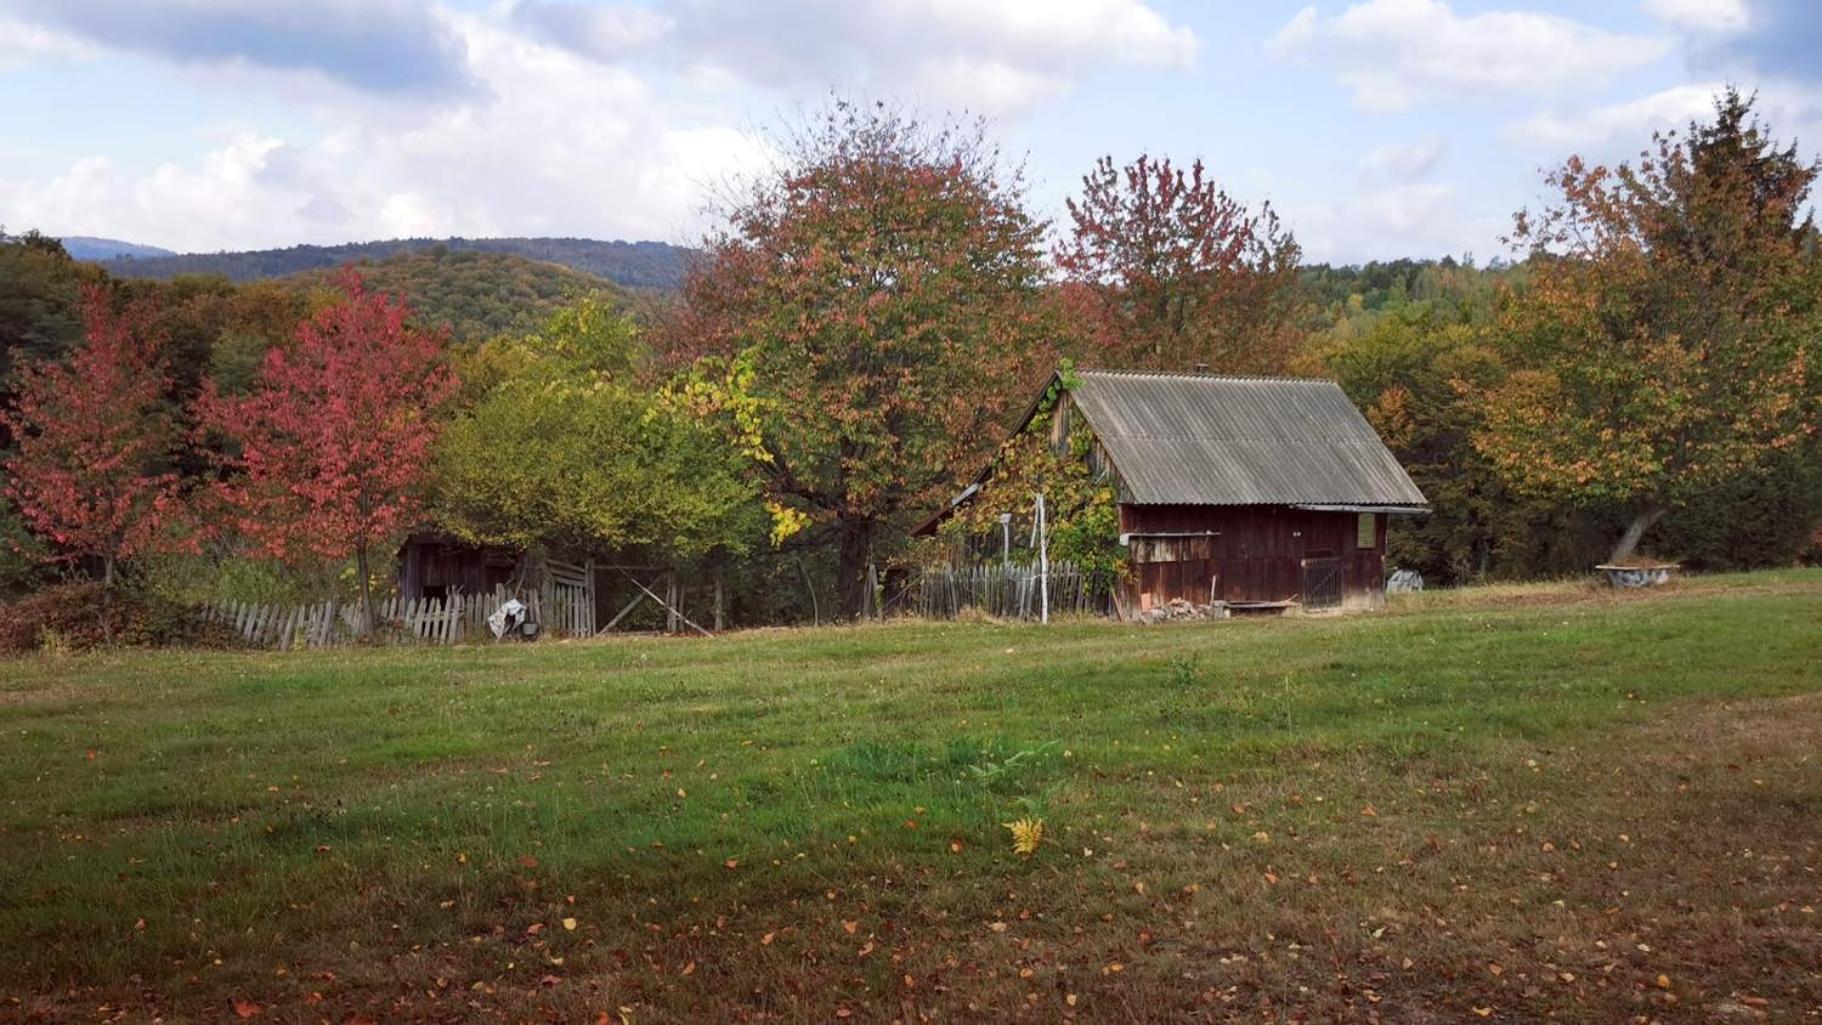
664, 101, 1051, 617
0, 229, 96, 391
1479, 89, 1819, 564
432, 301, 760, 562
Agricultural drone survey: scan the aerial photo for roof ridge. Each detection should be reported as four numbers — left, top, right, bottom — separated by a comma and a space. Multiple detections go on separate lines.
1073, 367, 1338, 385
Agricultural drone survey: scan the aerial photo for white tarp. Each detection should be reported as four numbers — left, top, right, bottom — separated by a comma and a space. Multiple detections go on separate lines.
487, 599, 527, 638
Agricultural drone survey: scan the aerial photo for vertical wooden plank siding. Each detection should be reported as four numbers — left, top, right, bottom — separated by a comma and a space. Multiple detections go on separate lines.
1122, 504, 1386, 610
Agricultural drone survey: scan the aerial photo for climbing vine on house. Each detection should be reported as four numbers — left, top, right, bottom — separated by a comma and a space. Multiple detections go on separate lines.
938, 367, 1129, 587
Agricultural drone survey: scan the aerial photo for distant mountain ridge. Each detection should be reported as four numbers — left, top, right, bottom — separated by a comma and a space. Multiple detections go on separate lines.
59, 236, 176, 260
273, 247, 626, 343
99, 236, 697, 291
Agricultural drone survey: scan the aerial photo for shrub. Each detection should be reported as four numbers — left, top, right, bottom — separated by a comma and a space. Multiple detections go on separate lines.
0, 582, 241, 656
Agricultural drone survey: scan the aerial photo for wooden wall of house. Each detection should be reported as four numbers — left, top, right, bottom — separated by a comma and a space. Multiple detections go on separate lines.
1120, 504, 1385, 611
397, 537, 518, 601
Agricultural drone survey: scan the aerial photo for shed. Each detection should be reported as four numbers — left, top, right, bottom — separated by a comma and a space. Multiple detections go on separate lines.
922, 368, 1428, 614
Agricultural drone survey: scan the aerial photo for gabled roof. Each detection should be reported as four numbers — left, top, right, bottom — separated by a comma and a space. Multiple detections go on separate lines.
1065, 369, 1427, 507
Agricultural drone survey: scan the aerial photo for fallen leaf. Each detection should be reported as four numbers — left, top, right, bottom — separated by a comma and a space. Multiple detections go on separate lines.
1471, 1007, 1492, 1018
1361, 804, 1377, 817
562, 918, 577, 931
231, 998, 261, 1020
761, 932, 775, 945
518, 854, 539, 869
843, 920, 858, 934
724, 859, 738, 870
1656, 974, 1672, 990
680, 961, 696, 976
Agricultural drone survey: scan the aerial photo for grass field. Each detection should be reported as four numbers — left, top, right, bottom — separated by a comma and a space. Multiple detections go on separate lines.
2, 571, 1819, 1023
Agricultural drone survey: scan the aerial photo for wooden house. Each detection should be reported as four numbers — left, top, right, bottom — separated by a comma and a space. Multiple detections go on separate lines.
922, 368, 1428, 614
395, 533, 599, 636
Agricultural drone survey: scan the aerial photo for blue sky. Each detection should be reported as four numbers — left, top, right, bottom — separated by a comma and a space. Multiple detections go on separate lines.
2, 0, 1818, 262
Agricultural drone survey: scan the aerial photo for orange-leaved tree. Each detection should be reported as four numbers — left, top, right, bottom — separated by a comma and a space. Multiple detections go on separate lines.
198, 270, 456, 635
664, 101, 1052, 618
1, 286, 189, 585
1477, 89, 1819, 565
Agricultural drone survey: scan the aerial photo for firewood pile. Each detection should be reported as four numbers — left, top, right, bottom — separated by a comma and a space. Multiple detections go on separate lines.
1135, 598, 1232, 624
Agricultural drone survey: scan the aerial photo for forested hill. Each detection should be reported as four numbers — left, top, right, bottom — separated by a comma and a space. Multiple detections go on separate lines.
278, 247, 625, 343
101, 236, 696, 291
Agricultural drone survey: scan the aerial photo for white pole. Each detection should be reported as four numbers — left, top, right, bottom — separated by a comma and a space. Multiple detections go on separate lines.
1036, 493, 1050, 624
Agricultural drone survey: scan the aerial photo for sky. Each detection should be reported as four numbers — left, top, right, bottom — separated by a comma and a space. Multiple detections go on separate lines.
2, 0, 1819, 264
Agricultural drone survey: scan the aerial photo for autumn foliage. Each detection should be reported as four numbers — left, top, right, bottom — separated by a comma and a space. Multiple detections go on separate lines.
1477, 90, 1819, 563
1, 287, 187, 583
1056, 154, 1305, 374
198, 270, 455, 629
666, 102, 1053, 616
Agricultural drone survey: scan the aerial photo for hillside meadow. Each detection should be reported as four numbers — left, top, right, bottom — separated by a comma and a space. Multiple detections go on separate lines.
2, 570, 1818, 1022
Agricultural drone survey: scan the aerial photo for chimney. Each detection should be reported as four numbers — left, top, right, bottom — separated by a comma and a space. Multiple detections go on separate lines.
1193, 362, 1210, 373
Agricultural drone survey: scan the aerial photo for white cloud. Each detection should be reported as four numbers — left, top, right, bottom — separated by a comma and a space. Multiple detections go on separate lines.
1357, 137, 1444, 184
1269, 0, 1670, 112
1284, 180, 1488, 263
514, 0, 1199, 117
1507, 83, 1722, 149
1640, 0, 1751, 34
4, 0, 477, 95
1507, 81, 1822, 154
0, 9, 773, 251
0, 12, 93, 70
0, 0, 1201, 250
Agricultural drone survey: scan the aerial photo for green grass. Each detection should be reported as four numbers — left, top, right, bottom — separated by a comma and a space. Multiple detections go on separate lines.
2, 570, 1819, 1022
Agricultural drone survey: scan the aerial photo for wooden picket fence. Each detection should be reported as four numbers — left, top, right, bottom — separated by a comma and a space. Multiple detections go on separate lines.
908, 561, 1112, 620
208, 587, 547, 650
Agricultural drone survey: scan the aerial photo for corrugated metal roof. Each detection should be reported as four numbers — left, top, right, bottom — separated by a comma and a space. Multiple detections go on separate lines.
1067, 369, 1428, 508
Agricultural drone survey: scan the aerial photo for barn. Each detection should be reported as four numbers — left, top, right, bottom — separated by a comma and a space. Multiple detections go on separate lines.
923, 368, 1428, 615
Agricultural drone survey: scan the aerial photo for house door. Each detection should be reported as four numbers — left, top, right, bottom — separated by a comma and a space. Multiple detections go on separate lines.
1300, 557, 1343, 610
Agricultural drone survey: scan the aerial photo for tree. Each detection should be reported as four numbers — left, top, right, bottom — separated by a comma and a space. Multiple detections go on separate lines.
663, 101, 1052, 617
432, 301, 760, 561
1478, 89, 1819, 564
198, 270, 456, 634
1056, 155, 1305, 373
0, 287, 187, 585
0, 228, 96, 395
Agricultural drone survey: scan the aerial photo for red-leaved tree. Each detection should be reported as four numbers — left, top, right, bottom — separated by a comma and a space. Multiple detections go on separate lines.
1, 286, 186, 585
1057, 154, 1305, 373
198, 270, 455, 634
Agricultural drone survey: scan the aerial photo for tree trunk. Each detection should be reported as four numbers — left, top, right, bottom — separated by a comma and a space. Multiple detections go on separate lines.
103, 554, 116, 588
836, 518, 873, 621
355, 544, 375, 638
1608, 503, 1667, 565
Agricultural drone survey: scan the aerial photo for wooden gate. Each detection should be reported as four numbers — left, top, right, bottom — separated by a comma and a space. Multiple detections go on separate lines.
544, 558, 595, 637
1300, 557, 1343, 610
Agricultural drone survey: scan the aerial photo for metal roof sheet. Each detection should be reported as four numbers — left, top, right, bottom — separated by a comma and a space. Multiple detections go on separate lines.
1067, 369, 1428, 507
